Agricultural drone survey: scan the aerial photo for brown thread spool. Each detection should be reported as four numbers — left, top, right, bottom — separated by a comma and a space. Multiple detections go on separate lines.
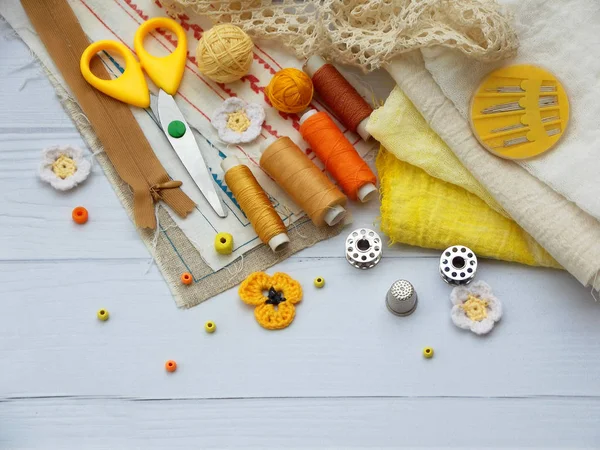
221, 157, 290, 252
304, 55, 373, 141
260, 137, 348, 227
299, 110, 377, 202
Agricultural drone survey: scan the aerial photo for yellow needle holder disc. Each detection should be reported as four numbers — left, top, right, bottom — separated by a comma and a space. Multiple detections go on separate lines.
470, 64, 569, 160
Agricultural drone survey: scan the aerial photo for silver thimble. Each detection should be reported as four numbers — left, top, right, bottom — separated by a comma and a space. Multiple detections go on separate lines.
386, 280, 418, 316
439, 245, 477, 286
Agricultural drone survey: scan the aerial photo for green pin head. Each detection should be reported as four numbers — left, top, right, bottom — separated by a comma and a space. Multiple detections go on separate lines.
167, 120, 186, 138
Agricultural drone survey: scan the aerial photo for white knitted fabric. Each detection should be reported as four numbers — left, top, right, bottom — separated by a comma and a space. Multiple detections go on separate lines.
163, 0, 519, 71
421, 0, 600, 222
38, 145, 91, 191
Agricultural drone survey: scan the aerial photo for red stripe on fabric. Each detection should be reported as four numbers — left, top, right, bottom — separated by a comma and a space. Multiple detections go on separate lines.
80, 0, 134, 49
254, 45, 284, 71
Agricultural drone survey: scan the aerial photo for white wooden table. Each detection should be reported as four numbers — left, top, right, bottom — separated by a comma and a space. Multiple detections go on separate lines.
2, 21, 600, 448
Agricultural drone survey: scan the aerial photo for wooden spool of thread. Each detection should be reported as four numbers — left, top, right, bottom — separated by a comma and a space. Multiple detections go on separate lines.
260, 137, 348, 227
299, 110, 377, 202
304, 55, 373, 141
221, 156, 290, 252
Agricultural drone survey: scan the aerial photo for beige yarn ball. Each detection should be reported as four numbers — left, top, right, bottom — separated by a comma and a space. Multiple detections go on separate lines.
196, 24, 254, 83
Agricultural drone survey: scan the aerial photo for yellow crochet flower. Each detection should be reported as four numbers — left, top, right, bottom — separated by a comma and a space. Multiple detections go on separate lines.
239, 272, 303, 330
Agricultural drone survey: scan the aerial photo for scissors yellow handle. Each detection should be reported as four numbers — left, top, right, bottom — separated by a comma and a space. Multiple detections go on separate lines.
80, 40, 151, 108
134, 17, 187, 95
80, 17, 187, 108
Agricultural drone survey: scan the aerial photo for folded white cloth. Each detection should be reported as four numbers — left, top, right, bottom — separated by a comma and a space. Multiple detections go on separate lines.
387, 52, 600, 292
421, 0, 600, 221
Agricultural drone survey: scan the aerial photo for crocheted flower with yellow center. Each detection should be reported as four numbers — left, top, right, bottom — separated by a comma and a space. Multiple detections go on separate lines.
239, 272, 302, 330
450, 281, 502, 335
39, 145, 91, 191
211, 97, 265, 144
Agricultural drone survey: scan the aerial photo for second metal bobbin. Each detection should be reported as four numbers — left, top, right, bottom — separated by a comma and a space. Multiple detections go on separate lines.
345, 228, 382, 269
439, 245, 477, 286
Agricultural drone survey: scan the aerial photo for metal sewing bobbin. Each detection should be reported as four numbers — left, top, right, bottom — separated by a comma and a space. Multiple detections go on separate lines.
439, 245, 478, 286
386, 280, 418, 316
345, 228, 382, 269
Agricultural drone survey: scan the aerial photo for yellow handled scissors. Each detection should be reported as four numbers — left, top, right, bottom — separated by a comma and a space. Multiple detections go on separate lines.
80, 17, 227, 218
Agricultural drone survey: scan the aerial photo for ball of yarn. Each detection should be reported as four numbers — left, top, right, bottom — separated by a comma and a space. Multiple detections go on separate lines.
266, 68, 314, 113
196, 24, 254, 83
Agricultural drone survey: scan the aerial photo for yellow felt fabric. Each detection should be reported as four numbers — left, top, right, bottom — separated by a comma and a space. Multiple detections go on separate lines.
369, 87, 559, 269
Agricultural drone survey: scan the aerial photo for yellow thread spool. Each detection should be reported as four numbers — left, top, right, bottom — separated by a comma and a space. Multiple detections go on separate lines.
221, 157, 290, 252
195, 24, 254, 83
260, 137, 347, 227
470, 64, 569, 160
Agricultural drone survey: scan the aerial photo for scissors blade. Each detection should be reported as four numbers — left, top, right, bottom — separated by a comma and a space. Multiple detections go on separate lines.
155, 90, 228, 218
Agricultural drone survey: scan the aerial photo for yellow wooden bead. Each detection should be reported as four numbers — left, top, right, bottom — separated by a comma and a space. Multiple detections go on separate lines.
215, 232, 234, 255
423, 347, 434, 359
97, 308, 109, 321
205, 321, 216, 333
314, 276, 325, 288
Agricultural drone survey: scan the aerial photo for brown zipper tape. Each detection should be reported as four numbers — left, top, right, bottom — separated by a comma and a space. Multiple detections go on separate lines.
21, 0, 195, 229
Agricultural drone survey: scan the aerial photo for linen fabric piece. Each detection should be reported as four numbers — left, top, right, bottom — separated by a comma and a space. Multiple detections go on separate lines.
421, 0, 600, 222
3, 0, 344, 308
387, 52, 600, 291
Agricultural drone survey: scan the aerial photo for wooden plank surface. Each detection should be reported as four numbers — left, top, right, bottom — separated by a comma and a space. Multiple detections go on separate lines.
2, 397, 599, 449
1, 19, 599, 448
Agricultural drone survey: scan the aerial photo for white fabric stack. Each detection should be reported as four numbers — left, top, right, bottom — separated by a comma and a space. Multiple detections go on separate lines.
387, 0, 600, 292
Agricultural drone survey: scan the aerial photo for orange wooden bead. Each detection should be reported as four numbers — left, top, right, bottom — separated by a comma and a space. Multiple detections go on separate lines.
165, 360, 177, 372
72, 206, 88, 224
181, 272, 193, 285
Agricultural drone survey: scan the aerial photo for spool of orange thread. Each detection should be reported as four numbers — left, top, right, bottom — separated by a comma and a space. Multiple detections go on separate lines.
260, 137, 347, 227
304, 55, 373, 141
299, 110, 377, 202
221, 156, 290, 252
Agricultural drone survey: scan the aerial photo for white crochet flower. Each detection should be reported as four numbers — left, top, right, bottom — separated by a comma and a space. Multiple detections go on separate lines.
211, 97, 265, 144
450, 281, 502, 335
39, 145, 91, 191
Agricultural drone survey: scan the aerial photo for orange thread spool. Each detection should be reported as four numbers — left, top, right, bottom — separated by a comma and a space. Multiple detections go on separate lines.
260, 137, 348, 227
221, 157, 290, 252
299, 111, 377, 202
304, 56, 373, 141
